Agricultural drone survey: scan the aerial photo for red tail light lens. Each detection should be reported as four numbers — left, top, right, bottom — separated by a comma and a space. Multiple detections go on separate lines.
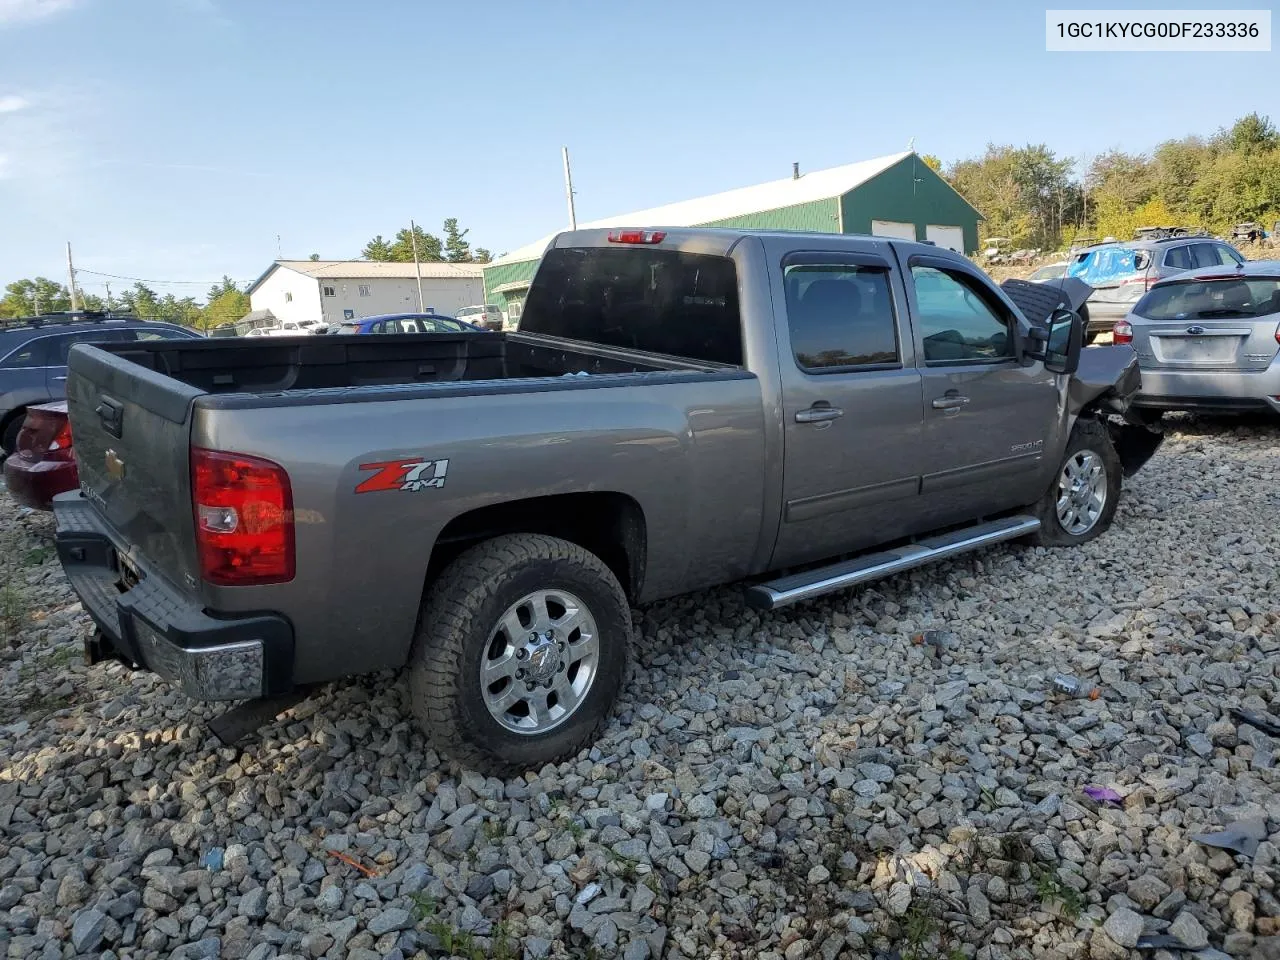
45, 420, 74, 462
16, 408, 73, 463
607, 230, 666, 244
192, 448, 295, 585
1113, 320, 1133, 345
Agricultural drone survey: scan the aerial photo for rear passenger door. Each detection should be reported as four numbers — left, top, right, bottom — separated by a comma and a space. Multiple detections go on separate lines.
902, 254, 1058, 523
770, 248, 927, 568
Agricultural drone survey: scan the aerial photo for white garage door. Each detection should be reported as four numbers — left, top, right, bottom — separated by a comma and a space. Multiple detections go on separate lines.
871, 220, 917, 241
926, 224, 965, 253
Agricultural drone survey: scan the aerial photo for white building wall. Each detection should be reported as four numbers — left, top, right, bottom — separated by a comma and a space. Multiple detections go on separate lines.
317, 277, 484, 324
248, 268, 323, 326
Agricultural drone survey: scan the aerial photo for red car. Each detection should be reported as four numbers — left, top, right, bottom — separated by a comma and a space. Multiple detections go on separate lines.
2, 401, 78, 510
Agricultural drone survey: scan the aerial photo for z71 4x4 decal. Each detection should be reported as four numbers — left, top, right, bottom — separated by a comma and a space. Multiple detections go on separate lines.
355, 458, 449, 493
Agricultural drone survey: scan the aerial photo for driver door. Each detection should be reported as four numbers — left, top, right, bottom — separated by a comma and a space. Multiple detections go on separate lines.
902, 253, 1059, 524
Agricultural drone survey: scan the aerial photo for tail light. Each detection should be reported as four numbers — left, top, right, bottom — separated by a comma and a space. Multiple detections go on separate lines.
607, 230, 666, 244
16, 407, 73, 463
1113, 320, 1133, 345
192, 448, 295, 585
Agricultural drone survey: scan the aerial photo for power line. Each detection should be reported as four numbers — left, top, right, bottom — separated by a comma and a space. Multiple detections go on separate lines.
74, 268, 233, 286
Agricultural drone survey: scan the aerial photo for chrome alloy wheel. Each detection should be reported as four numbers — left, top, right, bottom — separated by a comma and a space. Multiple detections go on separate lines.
480, 589, 599, 734
1056, 449, 1107, 536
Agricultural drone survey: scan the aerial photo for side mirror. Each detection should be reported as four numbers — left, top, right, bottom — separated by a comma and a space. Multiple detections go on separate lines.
1026, 308, 1083, 375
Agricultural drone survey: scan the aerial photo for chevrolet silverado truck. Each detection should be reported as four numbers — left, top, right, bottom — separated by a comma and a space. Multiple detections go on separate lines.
53, 228, 1162, 774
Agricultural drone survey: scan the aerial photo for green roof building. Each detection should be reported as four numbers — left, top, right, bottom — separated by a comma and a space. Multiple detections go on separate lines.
483, 150, 982, 325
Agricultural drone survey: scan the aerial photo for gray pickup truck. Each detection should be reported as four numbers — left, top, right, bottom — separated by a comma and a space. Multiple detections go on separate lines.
54, 228, 1162, 773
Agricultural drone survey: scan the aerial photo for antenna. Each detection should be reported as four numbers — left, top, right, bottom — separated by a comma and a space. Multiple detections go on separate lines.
907, 137, 915, 152
562, 146, 577, 230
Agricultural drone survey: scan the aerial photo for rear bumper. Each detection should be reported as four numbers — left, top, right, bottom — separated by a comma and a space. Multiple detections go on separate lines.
2, 456, 78, 511
53, 492, 295, 700
1132, 365, 1280, 414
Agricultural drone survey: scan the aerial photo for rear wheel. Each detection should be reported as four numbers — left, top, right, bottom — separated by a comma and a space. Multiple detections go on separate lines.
407, 534, 631, 775
1029, 419, 1122, 546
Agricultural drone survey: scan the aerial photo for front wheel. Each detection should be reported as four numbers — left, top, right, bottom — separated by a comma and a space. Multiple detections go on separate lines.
1029, 419, 1122, 546
407, 534, 632, 775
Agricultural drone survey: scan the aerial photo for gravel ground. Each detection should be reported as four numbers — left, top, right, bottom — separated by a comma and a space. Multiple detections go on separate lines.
1, 415, 1278, 960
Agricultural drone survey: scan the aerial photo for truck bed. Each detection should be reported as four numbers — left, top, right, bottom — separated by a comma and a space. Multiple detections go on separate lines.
104, 331, 720, 396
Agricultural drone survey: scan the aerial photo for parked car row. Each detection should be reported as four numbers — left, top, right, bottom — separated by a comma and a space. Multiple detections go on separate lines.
1042, 232, 1247, 342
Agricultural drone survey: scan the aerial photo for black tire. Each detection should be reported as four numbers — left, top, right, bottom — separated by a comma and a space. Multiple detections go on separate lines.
1028, 418, 1122, 547
1, 413, 24, 458
407, 534, 631, 775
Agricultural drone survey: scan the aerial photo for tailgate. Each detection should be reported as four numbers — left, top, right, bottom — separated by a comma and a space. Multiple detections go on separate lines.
65, 343, 204, 587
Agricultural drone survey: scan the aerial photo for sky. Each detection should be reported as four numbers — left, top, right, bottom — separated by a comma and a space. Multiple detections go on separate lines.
1, 0, 1276, 300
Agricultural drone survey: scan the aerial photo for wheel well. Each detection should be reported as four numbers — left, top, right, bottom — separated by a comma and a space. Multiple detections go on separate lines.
0, 405, 28, 453
427, 493, 647, 600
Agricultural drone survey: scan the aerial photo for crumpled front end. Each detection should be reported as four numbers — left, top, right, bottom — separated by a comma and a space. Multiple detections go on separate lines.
1068, 345, 1165, 476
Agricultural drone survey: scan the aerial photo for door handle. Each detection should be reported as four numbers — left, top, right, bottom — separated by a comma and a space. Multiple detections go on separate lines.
931, 396, 970, 410
52, 376, 67, 382
795, 403, 844, 423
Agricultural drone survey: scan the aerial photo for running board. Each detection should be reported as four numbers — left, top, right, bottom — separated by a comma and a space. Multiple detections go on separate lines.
745, 515, 1040, 611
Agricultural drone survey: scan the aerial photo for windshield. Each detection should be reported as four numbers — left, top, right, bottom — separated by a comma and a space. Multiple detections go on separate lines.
522, 246, 742, 365
1067, 246, 1150, 287
1135, 277, 1280, 320
455, 307, 481, 317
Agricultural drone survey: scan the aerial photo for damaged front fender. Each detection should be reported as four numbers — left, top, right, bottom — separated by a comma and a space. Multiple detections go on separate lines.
1068, 344, 1165, 477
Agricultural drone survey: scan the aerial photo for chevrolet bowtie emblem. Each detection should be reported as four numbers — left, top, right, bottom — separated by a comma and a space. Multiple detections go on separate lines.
105, 448, 126, 480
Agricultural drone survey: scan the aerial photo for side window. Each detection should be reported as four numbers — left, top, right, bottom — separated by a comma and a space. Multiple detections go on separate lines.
0, 338, 48, 368
55, 331, 122, 364
123, 328, 183, 341
1215, 244, 1243, 266
1189, 244, 1222, 269
1164, 246, 1194, 271
909, 265, 1015, 364
399, 319, 420, 333
379, 320, 397, 334
782, 263, 898, 371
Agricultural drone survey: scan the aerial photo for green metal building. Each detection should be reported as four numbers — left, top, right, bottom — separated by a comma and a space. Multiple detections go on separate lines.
483, 150, 982, 323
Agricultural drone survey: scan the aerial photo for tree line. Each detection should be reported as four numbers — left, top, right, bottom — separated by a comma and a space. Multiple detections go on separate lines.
0, 276, 250, 330
936, 112, 1280, 251
362, 218, 492, 264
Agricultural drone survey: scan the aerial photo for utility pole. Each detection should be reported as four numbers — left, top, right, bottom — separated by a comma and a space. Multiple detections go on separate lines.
66, 241, 80, 312
562, 146, 577, 230
409, 219, 425, 312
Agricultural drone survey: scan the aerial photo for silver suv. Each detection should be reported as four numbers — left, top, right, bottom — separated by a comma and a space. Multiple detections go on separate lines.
1118, 259, 1280, 415
1066, 233, 1245, 340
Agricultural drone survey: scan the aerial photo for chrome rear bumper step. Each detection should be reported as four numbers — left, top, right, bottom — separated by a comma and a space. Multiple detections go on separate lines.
745, 515, 1041, 611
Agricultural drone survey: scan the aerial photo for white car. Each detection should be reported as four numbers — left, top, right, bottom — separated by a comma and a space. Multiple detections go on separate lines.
267, 319, 323, 336
455, 304, 505, 331
1028, 261, 1069, 283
